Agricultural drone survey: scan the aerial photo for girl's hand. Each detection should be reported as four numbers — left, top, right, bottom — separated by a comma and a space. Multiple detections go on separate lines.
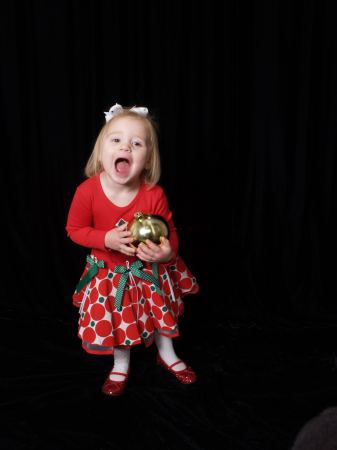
104, 223, 136, 257
136, 237, 173, 263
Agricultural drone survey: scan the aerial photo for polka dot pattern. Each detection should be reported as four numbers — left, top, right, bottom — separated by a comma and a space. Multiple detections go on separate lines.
73, 255, 199, 354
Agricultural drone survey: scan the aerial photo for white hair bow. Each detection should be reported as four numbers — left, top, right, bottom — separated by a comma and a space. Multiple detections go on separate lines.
130, 106, 148, 116
104, 103, 148, 122
104, 103, 123, 122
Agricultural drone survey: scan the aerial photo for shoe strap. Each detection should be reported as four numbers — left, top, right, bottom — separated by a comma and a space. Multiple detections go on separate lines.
110, 371, 128, 377
169, 360, 184, 370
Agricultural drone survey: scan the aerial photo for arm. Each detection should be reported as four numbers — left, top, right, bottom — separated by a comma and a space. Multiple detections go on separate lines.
66, 186, 107, 250
152, 188, 179, 257
136, 186, 179, 263
66, 183, 140, 256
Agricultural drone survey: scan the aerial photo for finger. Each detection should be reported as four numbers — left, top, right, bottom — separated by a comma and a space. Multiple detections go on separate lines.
117, 223, 128, 231
144, 239, 160, 250
136, 246, 147, 258
120, 236, 134, 244
136, 248, 152, 261
137, 253, 153, 263
140, 244, 161, 260
160, 237, 169, 246
119, 230, 132, 237
137, 243, 153, 257
121, 245, 136, 256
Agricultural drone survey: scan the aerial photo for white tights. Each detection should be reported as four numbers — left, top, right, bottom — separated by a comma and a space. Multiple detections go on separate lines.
154, 333, 186, 370
109, 332, 186, 381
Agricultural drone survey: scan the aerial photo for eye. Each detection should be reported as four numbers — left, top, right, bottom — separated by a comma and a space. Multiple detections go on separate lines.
132, 140, 143, 147
110, 137, 120, 143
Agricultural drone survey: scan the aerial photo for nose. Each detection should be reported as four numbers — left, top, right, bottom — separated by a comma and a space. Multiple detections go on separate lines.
120, 142, 131, 152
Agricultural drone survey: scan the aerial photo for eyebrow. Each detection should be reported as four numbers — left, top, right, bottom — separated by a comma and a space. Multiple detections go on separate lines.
106, 132, 145, 140
106, 131, 121, 136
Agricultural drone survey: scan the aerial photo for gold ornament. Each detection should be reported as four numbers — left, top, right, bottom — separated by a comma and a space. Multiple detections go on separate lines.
129, 212, 169, 248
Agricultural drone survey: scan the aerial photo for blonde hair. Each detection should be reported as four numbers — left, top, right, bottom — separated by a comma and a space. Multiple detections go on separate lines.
85, 109, 161, 186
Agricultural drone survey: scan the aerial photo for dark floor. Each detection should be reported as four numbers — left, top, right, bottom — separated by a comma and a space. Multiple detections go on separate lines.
1, 306, 336, 450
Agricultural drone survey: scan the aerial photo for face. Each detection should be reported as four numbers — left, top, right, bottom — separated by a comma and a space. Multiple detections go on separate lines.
100, 115, 150, 187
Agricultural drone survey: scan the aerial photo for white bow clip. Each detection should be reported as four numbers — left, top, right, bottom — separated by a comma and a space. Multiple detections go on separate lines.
104, 103, 123, 122
129, 106, 148, 117
104, 103, 148, 122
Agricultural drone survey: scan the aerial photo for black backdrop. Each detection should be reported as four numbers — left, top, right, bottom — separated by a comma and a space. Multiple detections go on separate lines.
1, 1, 337, 450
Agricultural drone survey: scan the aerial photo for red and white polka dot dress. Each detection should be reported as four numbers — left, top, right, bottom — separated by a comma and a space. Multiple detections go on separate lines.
72, 255, 199, 355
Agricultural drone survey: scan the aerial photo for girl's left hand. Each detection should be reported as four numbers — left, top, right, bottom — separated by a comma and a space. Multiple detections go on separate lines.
136, 237, 173, 263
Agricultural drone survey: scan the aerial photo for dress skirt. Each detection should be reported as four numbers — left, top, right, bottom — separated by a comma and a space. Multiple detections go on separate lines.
72, 255, 199, 355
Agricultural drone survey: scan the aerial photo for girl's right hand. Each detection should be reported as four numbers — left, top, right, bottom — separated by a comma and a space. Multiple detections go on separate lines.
104, 223, 136, 256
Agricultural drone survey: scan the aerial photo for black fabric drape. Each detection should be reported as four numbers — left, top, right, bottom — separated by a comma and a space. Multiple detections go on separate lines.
1, 1, 336, 449
1, 0, 336, 323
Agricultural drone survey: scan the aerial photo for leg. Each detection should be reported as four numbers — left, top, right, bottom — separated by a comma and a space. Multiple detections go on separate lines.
154, 332, 186, 371
102, 347, 130, 396
155, 332, 197, 384
109, 347, 130, 381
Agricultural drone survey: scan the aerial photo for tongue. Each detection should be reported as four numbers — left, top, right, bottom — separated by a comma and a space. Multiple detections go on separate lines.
116, 160, 130, 176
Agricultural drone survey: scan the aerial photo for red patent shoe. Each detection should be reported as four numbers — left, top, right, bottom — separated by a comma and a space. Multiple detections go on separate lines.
102, 371, 129, 396
156, 353, 197, 384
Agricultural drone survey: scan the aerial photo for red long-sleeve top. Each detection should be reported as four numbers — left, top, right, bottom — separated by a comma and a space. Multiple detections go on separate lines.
66, 174, 179, 269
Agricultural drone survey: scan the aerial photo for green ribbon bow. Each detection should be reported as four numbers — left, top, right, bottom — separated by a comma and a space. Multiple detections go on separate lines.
114, 260, 161, 311
75, 255, 105, 293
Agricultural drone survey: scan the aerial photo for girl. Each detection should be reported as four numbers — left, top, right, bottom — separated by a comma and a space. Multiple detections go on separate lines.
66, 103, 199, 396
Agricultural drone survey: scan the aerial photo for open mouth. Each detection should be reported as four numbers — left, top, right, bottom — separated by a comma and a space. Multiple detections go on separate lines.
115, 157, 131, 176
